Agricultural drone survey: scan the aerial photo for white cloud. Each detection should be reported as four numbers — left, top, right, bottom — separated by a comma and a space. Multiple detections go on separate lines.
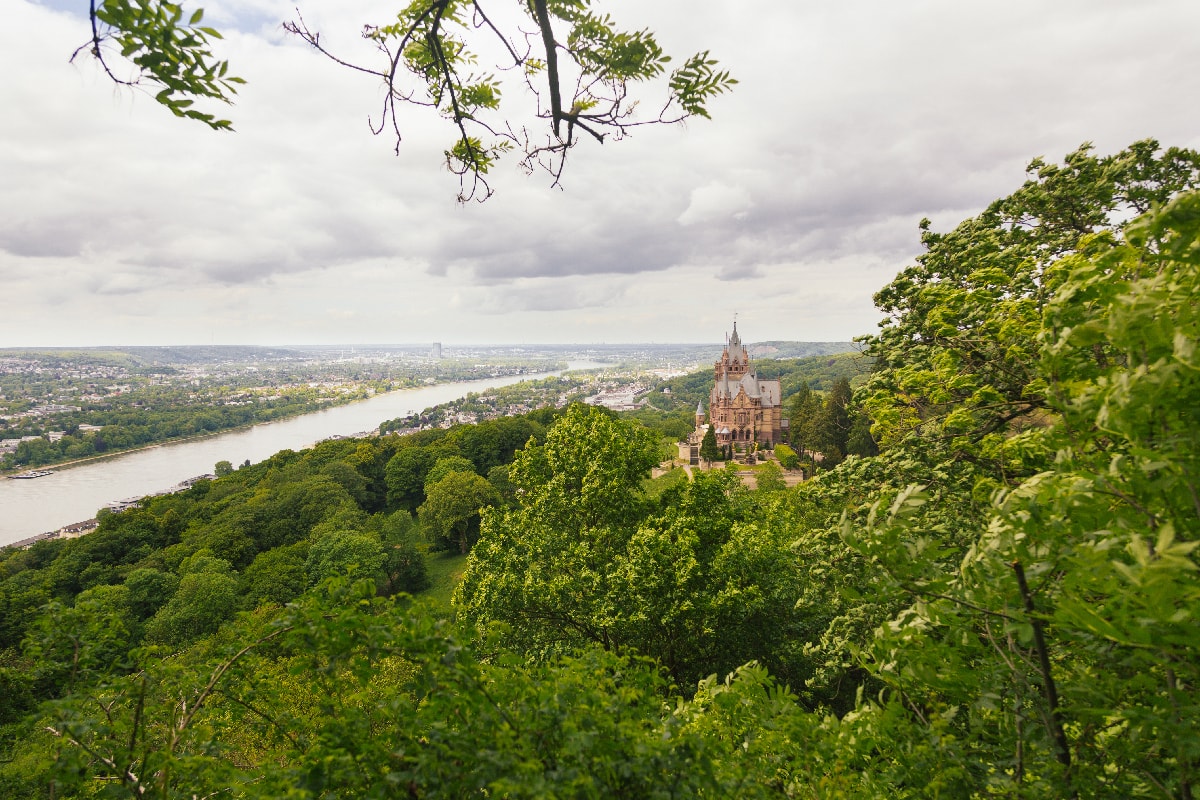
678, 183, 754, 227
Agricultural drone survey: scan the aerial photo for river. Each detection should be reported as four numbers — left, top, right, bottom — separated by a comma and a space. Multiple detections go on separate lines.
0, 368, 588, 547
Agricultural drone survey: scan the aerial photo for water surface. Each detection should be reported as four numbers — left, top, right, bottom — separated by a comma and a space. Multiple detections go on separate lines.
0, 370, 574, 546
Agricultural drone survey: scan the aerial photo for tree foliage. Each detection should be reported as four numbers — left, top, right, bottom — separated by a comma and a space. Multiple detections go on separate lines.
3, 141, 1199, 800
423, 454, 478, 489
285, 0, 734, 199
755, 460, 786, 493
456, 404, 812, 689
16, 579, 824, 799
699, 423, 720, 465
840, 189, 1200, 797
418, 469, 501, 553
786, 380, 821, 457
863, 139, 1200, 452
80, 1, 734, 200
76, 0, 244, 130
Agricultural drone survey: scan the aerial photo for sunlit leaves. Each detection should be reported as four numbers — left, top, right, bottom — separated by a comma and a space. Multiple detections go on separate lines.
863, 140, 1200, 451
669, 52, 737, 119
565, 13, 668, 81
418, 470, 500, 553
847, 190, 1200, 798
84, 1, 243, 130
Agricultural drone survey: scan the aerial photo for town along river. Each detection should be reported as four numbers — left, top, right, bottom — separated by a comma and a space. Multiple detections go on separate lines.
0, 369, 582, 547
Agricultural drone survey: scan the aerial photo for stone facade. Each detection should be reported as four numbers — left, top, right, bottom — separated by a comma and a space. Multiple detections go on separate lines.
703, 322, 782, 449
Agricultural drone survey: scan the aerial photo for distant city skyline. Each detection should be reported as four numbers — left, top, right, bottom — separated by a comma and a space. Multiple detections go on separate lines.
4, 1, 1199, 347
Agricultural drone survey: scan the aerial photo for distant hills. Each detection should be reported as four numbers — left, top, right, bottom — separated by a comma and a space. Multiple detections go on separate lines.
0, 342, 858, 368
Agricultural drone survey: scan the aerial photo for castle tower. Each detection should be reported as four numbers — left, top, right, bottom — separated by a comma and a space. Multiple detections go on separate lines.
706, 320, 783, 450
714, 320, 750, 382
695, 400, 706, 427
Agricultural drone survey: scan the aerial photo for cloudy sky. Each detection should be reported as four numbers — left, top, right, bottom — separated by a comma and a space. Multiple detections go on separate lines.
4, 1, 1199, 347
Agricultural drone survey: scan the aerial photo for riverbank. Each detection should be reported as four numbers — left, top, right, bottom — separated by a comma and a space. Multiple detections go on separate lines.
0, 371, 533, 478
0, 396, 375, 478
1, 411, 373, 479
1, 355, 573, 477
0, 370, 575, 547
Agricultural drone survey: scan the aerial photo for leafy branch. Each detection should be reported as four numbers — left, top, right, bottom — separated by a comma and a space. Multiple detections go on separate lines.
75, 1, 244, 130
284, 0, 734, 200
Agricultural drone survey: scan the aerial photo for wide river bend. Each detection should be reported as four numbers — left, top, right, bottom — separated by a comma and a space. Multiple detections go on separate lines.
0, 369, 582, 547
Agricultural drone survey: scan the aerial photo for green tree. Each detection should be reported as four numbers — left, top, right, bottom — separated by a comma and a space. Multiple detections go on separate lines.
304, 509, 387, 587
384, 446, 438, 511
844, 193, 1200, 798
376, 511, 429, 595
787, 380, 822, 460
699, 423, 721, 465
755, 460, 786, 493
77, 1, 243, 129
455, 403, 662, 654
863, 140, 1200, 453
456, 408, 809, 688
508, 403, 661, 532
844, 411, 878, 457
774, 443, 800, 471
811, 376, 851, 466
27, 580, 812, 799
424, 454, 478, 489
123, 567, 179, 620
486, 463, 519, 507
23, 585, 135, 697
214, 459, 233, 477
318, 460, 372, 507
418, 471, 501, 554
143, 570, 238, 646
449, 416, 540, 473
241, 543, 309, 608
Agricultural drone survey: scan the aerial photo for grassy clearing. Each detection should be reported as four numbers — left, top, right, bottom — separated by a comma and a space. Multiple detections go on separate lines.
419, 550, 469, 612
642, 465, 690, 499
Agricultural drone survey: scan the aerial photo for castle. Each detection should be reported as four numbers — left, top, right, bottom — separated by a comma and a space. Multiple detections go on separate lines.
683, 322, 782, 462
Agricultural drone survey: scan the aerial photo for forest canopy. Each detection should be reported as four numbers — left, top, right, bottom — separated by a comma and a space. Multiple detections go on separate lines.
0, 140, 1197, 798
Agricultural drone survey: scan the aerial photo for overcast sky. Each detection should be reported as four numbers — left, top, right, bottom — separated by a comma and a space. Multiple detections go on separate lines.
4, 1, 1199, 347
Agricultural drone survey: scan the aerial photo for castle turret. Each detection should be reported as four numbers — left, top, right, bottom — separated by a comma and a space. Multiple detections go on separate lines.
695, 400, 706, 427
714, 320, 750, 381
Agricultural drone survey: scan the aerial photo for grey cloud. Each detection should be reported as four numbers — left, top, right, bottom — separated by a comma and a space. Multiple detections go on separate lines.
0, 219, 85, 258
81, 265, 163, 297
474, 278, 630, 314
429, 201, 688, 282
715, 263, 763, 282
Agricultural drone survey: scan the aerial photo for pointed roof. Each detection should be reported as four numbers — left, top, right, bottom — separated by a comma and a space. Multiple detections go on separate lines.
696, 400, 705, 415
728, 320, 741, 351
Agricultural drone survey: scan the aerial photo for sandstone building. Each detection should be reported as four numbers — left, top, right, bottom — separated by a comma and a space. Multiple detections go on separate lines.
683, 323, 782, 462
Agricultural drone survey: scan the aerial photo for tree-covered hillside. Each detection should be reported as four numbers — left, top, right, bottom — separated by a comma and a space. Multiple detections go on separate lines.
645, 351, 872, 415
0, 140, 1197, 798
